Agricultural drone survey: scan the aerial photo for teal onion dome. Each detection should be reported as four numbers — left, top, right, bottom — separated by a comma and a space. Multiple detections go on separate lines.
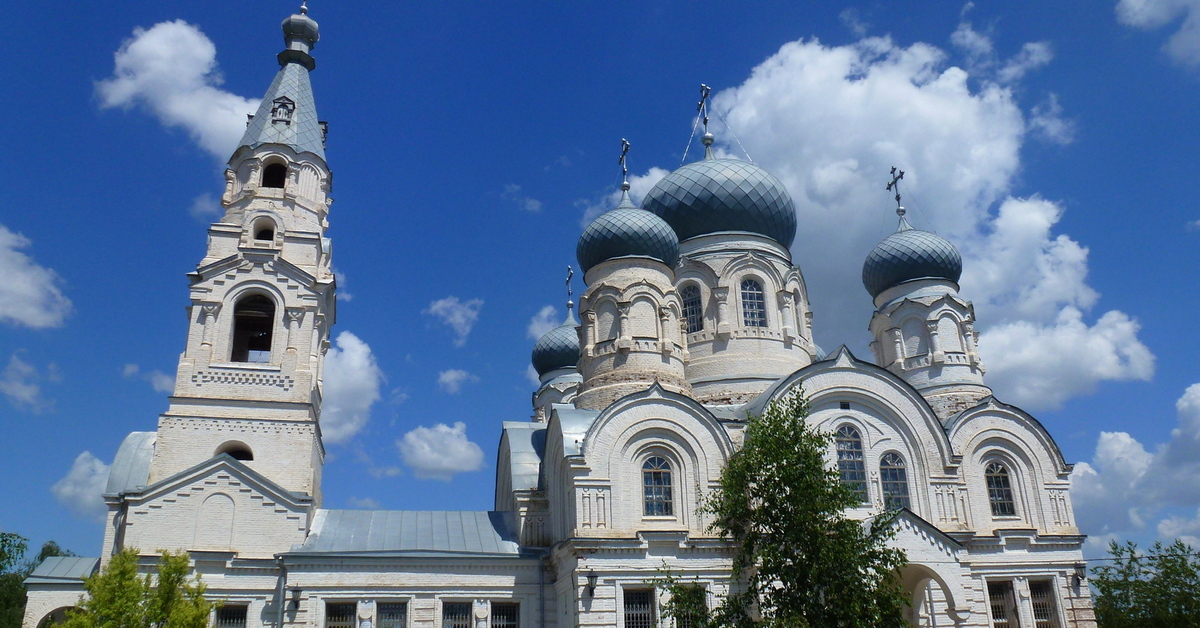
531, 318, 580, 376
576, 207, 679, 274
862, 218, 962, 298
642, 158, 797, 247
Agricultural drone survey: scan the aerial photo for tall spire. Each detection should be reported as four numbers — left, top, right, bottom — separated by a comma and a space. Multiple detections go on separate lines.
231, 5, 326, 162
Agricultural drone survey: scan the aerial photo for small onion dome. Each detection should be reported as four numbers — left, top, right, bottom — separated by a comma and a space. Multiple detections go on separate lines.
862, 217, 962, 298
531, 317, 580, 376
282, 11, 320, 46
576, 207, 679, 274
642, 158, 797, 247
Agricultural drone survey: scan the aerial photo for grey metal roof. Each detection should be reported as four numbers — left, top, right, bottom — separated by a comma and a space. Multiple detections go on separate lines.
576, 207, 679, 273
234, 59, 325, 161
551, 404, 600, 456
25, 556, 99, 585
501, 422, 546, 491
105, 431, 156, 495
862, 217, 962, 298
531, 314, 580, 376
643, 157, 797, 247
293, 510, 521, 556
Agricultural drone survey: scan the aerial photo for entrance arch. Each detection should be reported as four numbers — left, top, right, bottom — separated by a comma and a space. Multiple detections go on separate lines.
37, 607, 76, 627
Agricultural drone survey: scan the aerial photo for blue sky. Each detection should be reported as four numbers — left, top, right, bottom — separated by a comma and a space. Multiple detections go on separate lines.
2, 0, 1199, 559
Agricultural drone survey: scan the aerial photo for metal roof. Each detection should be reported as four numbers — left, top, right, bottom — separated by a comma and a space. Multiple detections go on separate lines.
501, 422, 546, 492
105, 431, 156, 495
531, 317, 580, 376
862, 217, 962, 298
576, 207, 679, 274
25, 556, 99, 585
235, 59, 326, 161
293, 510, 521, 556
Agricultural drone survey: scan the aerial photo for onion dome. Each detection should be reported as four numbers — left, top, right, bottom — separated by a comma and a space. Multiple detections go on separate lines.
862, 216, 962, 298
642, 155, 797, 247
531, 314, 580, 376
282, 6, 320, 47
577, 188, 679, 273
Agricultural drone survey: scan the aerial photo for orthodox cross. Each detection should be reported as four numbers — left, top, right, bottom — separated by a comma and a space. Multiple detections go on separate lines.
619, 139, 631, 180
697, 84, 712, 133
886, 166, 906, 217
565, 266, 575, 313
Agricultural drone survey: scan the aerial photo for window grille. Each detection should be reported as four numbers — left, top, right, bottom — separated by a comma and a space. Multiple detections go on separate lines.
215, 605, 247, 628
378, 603, 407, 628
1030, 580, 1061, 628
879, 452, 911, 510
624, 589, 655, 628
987, 581, 1017, 628
740, 279, 767, 327
643, 456, 673, 517
835, 425, 868, 503
442, 602, 472, 628
986, 462, 1017, 516
325, 603, 356, 628
491, 603, 519, 628
680, 285, 703, 334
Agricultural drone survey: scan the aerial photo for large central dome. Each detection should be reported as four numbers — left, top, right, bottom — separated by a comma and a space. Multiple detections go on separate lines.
642, 158, 797, 248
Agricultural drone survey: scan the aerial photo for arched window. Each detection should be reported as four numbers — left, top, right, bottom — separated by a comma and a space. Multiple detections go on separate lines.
252, 218, 276, 242
261, 163, 287, 189
231, 295, 274, 363
643, 456, 673, 517
835, 425, 868, 503
680, 284, 703, 334
985, 462, 1017, 516
216, 441, 254, 461
741, 279, 767, 327
880, 452, 910, 510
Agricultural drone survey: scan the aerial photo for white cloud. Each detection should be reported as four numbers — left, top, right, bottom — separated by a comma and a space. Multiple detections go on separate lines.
501, 184, 544, 213
1028, 93, 1076, 145
424, 297, 483, 347
578, 167, 671, 227
525, 364, 542, 387
839, 8, 870, 37
528, 305, 559, 340
950, 18, 1053, 83
0, 224, 71, 329
121, 363, 175, 394
187, 193, 223, 221
346, 496, 380, 509
334, 271, 353, 302
321, 331, 384, 444
0, 354, 58, 412
437, 369, 479, 394
51, 452, 110, 523
96, 20, 259, 160
396, 421, 484, 481
1117, 0, 1200, 67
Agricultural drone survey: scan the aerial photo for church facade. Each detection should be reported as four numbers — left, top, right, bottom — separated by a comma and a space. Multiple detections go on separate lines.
23, 8, 1097, 628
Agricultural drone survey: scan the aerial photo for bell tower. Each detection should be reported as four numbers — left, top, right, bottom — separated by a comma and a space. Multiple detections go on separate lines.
147, 5, 334, 504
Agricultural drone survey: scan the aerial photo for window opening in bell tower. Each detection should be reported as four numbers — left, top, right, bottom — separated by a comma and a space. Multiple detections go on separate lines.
261, 163, 287, 189
231, 295, 275, 363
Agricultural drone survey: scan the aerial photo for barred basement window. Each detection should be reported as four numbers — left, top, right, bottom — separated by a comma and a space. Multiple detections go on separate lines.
624, 589, 655, 628
987, 581, 1017, 628
442, 602, 472, 628
491, 603, 519, 628
835, 425, 868, 503
1030, 579, 1061, 628
986, 461, 1017, 517
740, 279, 767, 327
325, 603, 356, 628
215, 605, 247, 628
880, 452, 911, 510
643, 456, 673, 517
378, 603, 407, 628
231, 295, 274, 363
681, 284, 703, 334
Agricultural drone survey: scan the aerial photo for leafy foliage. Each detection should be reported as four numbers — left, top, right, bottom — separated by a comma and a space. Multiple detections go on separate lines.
659, 391, 909, 628
1, 533, 75, 628
1092, 539, 1200, 628
60, 549, 212, 628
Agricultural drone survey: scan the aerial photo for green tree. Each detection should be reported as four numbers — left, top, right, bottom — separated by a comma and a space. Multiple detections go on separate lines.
60, 549, 212, 628
659, 391, 909, 628
1092, 539, 1200, 628
1, 534, 76, 628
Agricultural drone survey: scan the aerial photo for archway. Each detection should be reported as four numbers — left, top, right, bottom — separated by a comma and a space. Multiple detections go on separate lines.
37, 607, 76, 627
898, 564, 965, 627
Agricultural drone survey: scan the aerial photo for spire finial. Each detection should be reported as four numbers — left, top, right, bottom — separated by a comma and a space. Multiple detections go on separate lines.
619, 138, 631, 192
886, 166, 906, 220
565, 265, 575, 320
698, 84, 715, 159
300, 0, 308, 15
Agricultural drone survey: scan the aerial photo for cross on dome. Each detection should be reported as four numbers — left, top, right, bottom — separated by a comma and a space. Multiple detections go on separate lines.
886, 166, 906, 219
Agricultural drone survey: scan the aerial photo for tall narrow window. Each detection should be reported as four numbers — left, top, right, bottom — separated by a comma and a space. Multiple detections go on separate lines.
879, 452, 911, 510
324, 603, 355, 628
377, 603, 407, 628
680, 284, 703, 334
1029, 580, 1061, 628
623, 590, 655, 628
442, 603, 472, 628
262, 163, 287, 189
835, 425, 868, 503
741, 279, 767, 327
491, 603, 519, 628
986, 462, 1017, 516
987, 581, 1017, 628
231, 295, 274, 363
215, 605, 247, 628
643, 456, 673, 517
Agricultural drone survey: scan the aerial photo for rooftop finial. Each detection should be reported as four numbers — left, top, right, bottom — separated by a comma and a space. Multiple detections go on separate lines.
886, 166, 906, 222
300, 0, 308, 15
565, 265, 576, 321
619, 138, 631, 191
698, 84, 714, 159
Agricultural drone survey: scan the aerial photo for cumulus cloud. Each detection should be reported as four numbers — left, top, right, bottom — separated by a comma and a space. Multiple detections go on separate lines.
52, 452, 110, 522
96, 20, 259, 159
1117, 0, 1200, 67
0, 354, 58, 412
397, 422, 484, 481
0, 224, 72, 329
1071, 383, 1200, 541
424, 297, 483, 347
334, 271, 353, 302
121, 363, 175, 394
321, 331, 384, 444
526, 364, 542, 386
501, 184, 544, 213
1027, 93, 1076, 145
437, 369, 479, 394
528, 305, 559, 340
187, 193, 223, 222
578, 167, 671, 227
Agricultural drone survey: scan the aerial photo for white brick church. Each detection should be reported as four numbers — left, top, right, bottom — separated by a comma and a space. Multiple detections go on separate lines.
24, 7, 1096, 628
